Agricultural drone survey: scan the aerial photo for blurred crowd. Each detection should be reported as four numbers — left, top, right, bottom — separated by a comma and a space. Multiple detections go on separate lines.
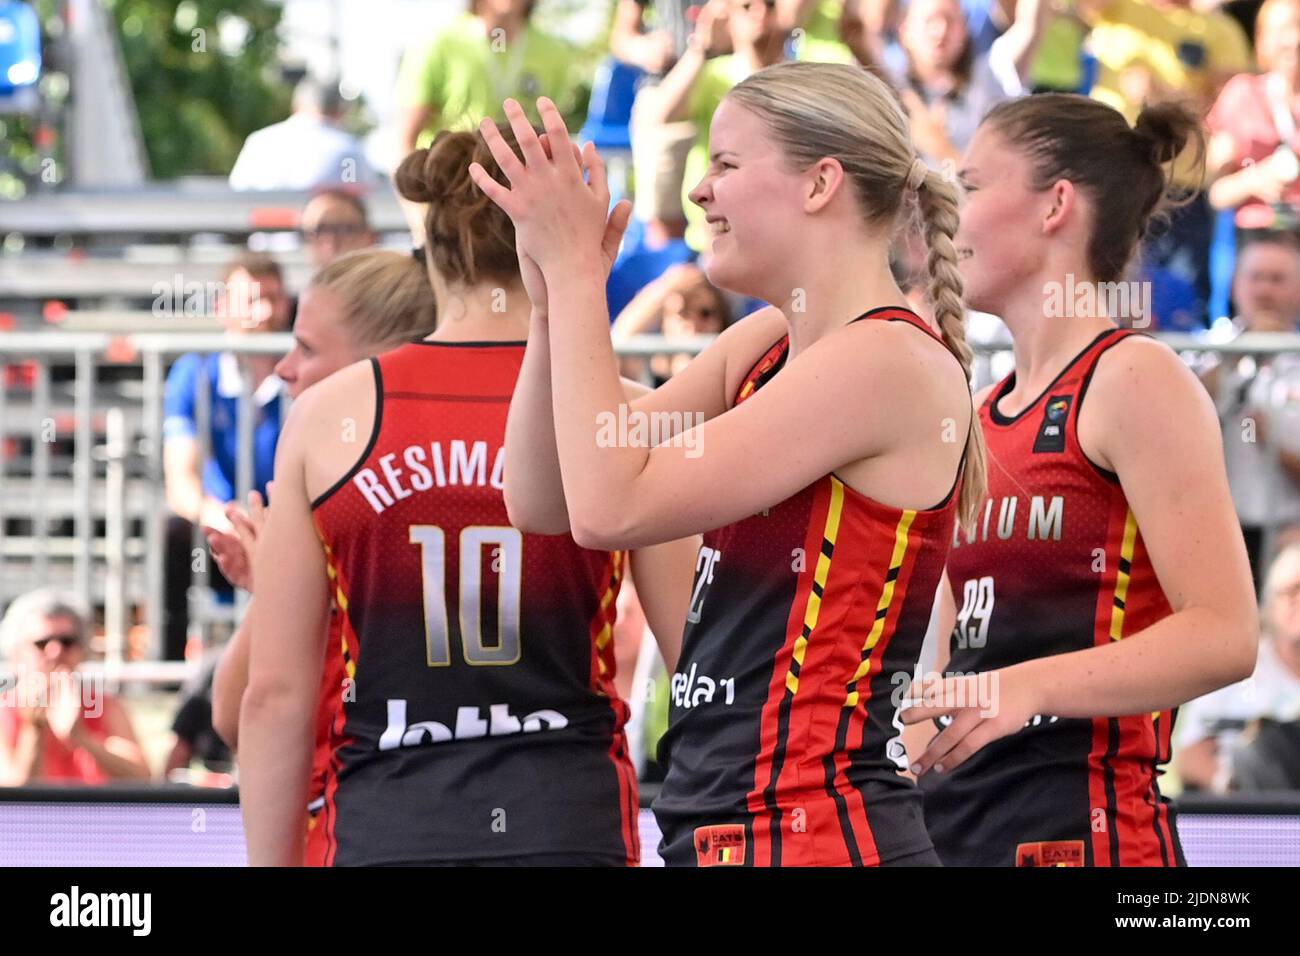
2, 0, 1300, 795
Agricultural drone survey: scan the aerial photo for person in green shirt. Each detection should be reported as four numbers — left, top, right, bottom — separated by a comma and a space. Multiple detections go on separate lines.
395, 0, 584, 158
637, 0, 857, 250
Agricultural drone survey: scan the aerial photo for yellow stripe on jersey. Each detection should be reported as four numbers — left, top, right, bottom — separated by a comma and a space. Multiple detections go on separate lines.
845, 509, 916, 708
784, 477, 846, 696
1108, 509, 1139, 641
595, 551, 625, 676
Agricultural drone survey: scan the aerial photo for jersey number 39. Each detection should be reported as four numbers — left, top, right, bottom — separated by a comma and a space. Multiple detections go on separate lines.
954, 575, 995, 650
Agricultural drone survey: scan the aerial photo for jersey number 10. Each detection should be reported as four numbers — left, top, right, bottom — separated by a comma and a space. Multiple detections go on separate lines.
409, 525, 523, 667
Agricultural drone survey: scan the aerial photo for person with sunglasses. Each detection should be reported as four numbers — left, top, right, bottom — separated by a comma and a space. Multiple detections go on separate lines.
300, 191, 378, 271
0, 589, 150, 785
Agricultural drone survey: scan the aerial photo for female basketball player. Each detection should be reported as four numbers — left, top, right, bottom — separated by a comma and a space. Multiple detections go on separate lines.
902, 95, 1259, 866
206, 250, 436, 866
238, 126, 698, 866
475, 62, 987, 866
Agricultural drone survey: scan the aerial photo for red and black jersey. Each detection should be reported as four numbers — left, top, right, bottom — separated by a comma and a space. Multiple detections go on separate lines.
921, 328, 1183, 867
654, 307, 963, 867
310, 341, 638, 866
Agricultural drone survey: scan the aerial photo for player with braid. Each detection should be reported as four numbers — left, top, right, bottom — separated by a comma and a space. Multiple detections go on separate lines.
906, 95, 1258, 867
474, 61, 986, 866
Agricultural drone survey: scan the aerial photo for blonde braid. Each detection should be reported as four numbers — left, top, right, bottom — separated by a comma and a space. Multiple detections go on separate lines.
914, 167, 987, 529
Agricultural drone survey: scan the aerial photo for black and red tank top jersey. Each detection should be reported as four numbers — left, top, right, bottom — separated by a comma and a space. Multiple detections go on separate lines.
310, 341, 638, 866
921, 328, 1183, 867
654, 307, 963, 866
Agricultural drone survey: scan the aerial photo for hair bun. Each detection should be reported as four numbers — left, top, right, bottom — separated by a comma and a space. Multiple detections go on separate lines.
1132, 102, 1196, 167
394, 147, 435, 204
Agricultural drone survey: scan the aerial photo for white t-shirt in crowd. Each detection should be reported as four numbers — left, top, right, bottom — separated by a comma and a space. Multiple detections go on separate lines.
229, 113, 378, 191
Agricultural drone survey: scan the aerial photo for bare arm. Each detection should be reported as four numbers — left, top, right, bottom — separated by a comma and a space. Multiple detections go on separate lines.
212, 612, 252, 750
0, 716, 44, 785
994, 0, 1051, 85
479, 103, 927, 550
164, 437, 209, 525
240, 398, 331, 866
906, 339, 1258, 773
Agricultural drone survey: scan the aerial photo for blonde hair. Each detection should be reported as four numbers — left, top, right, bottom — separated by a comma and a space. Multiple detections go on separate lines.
726, 61, 987, 526
307, 249, 438, 351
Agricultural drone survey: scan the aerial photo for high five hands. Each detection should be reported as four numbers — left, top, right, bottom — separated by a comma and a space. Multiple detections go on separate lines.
469, 97, 632, 290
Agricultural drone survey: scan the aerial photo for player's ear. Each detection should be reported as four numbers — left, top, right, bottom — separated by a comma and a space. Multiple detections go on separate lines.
804, 157, 845, 214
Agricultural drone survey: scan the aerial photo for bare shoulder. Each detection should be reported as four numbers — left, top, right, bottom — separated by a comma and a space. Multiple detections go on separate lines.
1087, 333, 1209, 411
817, 316, 970, 401
290, 358, 380, 501
1082, 333, 1220, 468
718, 306, 791, 397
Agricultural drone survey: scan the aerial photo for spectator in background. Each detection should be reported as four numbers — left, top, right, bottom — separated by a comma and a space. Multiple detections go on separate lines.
0, 590, 149, 785
1208, 0, 1300, 233
881, 0, 1046, 166
1198, 232, 1300, 584
300, 190, 378, 270
160, 254, 291, 662
1084, 0, 1254, 326
612, 262, 733, 382
229, 77, 376, 192
618, 2, 722, 312
1178, 544, 1300, 791
637, 0, 858, 252
394, 0, 583, 158
610, 0, 708, 75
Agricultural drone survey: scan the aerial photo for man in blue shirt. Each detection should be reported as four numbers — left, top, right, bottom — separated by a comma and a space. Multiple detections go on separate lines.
160, 254, 291, 661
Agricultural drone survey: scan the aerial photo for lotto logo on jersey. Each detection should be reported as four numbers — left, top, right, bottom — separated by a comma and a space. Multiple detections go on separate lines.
694, 825, 747, 867
377, 698, 568, 751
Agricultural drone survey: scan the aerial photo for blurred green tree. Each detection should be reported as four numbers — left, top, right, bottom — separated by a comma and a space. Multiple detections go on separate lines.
111, 0, 291, 178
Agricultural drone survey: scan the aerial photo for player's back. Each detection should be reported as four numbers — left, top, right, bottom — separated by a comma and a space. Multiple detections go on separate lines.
310, 341, 638, 866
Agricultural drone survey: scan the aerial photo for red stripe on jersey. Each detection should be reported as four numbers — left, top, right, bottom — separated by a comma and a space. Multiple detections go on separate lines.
746, 477, 835, 866
1087, 494, 1129, 866
587, 550, 640, 866
836, 509, 923, 865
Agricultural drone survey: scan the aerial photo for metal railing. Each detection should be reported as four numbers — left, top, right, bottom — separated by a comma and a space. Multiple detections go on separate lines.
1, 328, 1297, 687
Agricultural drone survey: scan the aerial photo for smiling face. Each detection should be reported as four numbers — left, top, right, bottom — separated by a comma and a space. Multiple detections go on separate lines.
953, 126, 1052, 315
273, 286, 359, 398
687, 97, 811, 301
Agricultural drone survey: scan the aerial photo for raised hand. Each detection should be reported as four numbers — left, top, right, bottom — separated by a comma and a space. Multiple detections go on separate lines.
469, 98, 632, 281
205, 486, 270, 593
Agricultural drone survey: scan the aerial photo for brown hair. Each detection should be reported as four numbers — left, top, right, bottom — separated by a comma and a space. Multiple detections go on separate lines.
222, 252, 283, 285
304, 188, 369, 226
394, 126, 523, 289
726, 60, 986, 527
983, 94, 1206, 284
307, 248, 437, 350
